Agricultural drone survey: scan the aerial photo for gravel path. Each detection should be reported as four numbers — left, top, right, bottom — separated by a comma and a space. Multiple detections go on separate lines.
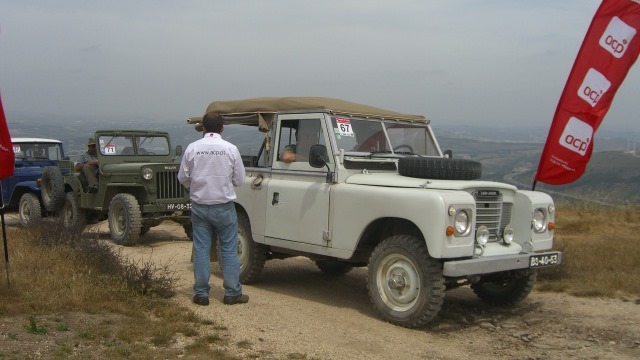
106, 221, 640, 360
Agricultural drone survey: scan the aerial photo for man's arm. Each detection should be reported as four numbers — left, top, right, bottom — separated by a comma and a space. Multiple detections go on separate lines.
281, 144, 296, 163
177, 145, 193, 189
231, 147, 246, 187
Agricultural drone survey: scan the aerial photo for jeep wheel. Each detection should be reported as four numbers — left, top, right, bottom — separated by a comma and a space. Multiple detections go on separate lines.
108, 193, 142, 246
237, 212, 267, 284
60, 192, 87, 230
183, 223, 193, 241
19, 193, 42, 227
398, 157, 482, 180
367, 235, 445, 328
315, 260, 353, 276
471, 269, 537, 306
41, 166, 65, 212
140, 225, 151, 236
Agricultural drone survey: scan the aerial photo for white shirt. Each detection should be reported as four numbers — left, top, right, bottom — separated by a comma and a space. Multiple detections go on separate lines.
177, 132, 246, 205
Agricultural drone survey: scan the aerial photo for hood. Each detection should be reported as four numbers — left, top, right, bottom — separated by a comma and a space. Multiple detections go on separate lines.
101, 162, 179, 173
345, 172, 518, 191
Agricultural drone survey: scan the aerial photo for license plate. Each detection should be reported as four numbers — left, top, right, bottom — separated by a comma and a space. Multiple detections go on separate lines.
529, 253, 560, 268
166, 203, 191, 211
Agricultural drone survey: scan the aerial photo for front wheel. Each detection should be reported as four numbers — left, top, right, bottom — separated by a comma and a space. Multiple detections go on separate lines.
471, 269, 537, 306
18, 193, 42, 227
108, 193, 142, 246
60, 192, 87, 230
237, 212, 267, 284
367, 235, 445, 328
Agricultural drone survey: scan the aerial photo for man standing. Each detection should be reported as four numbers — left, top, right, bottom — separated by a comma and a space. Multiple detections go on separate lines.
178, 111, 247, 306
75, 137, 99, 191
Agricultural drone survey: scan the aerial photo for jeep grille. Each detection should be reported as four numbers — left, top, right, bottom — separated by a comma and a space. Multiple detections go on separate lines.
474, 191, 512, 242
156, 170, 185, 199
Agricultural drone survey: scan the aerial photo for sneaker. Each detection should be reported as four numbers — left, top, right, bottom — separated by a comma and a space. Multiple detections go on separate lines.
193, 295, 210, 306
223, 294, 249, 305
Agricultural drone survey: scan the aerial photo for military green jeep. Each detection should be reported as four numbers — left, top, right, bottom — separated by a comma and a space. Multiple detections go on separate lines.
41, 130, 191, 245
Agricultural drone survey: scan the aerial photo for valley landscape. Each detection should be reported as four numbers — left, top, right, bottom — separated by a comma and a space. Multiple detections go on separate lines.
7, 114, 639, 205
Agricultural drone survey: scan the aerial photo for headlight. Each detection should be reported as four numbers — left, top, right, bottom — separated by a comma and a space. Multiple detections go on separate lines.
533, 208, 546, 233
502, 224, 514, 245
476, 225, 489, 245
454, 209, 470, 236
141, 167, 153, 180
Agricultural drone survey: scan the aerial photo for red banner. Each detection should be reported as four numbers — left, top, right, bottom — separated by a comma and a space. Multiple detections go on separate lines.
0, 93, 14, 180
535, 0, 640, 185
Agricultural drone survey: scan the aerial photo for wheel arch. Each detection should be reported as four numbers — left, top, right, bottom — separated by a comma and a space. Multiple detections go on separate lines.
350, 217, 426, 263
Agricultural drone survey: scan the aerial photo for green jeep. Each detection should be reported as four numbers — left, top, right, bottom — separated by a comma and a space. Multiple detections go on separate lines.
41, 130, 191, 245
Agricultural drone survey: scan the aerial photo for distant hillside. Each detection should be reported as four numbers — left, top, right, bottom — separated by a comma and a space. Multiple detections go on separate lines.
7, 115, 640, 204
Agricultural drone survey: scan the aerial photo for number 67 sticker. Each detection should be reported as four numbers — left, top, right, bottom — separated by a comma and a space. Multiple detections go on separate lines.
337, 117, 354, 137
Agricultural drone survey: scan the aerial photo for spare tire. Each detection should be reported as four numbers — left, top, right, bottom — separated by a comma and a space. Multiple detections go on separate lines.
398, 157, 482, 180
41, 166, 66, 212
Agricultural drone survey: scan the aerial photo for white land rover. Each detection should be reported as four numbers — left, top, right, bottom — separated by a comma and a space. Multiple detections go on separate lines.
187, 97, 561, 328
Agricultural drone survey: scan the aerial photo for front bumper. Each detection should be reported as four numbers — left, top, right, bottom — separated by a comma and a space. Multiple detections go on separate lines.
442, 251, 562, 277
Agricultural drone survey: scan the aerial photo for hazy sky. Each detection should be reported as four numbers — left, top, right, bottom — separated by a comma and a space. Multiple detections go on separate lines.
1, 0, 639, 133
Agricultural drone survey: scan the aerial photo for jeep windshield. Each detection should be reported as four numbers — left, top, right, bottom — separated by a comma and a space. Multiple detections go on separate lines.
330, 116, 441, 158
97, 135, 170, 156
13, 142, 64, 161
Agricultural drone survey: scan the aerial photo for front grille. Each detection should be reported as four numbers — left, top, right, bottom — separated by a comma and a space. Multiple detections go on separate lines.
156, 170, 186, 200
474, 191, 512, 242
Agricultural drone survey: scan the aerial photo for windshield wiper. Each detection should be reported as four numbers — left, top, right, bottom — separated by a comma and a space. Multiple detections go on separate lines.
367, 150, 393, 158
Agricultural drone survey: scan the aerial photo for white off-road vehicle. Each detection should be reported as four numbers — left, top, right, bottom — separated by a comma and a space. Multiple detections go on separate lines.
187, 97, 561, 328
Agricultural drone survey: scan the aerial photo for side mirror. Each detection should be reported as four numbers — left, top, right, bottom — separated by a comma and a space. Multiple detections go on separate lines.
309, 144, 328, 168
309, 144, 335, 183
443, 149, 453, 158
175, 145, 183, 157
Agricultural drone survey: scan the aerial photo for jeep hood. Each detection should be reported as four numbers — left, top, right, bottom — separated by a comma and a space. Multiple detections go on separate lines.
345, 173, 518, 191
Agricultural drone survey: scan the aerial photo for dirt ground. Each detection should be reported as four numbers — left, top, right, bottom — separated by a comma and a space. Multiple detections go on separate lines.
4, 218, 640, 359
108, 221, 639, 360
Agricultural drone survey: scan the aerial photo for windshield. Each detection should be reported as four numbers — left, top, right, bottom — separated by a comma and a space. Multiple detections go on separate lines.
330, 116, 440, 156
97, 135, 170, 156
13, 142, 64, 160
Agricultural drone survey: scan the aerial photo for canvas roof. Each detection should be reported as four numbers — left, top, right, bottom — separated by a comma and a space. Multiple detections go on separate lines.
204, 97, 426, 122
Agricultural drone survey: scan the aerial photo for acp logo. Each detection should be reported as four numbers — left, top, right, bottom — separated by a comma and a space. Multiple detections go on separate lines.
559, 117, 593, 156
599, 16, 637, 58
578, 68, 611, 107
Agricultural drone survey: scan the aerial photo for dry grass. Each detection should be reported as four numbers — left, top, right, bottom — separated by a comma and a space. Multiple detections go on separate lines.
537, 202, 640, 299
0, 219, 239, 359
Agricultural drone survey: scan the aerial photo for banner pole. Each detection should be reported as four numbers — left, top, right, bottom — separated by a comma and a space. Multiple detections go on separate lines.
532, 180, 537, 191
0, 184, 10, 288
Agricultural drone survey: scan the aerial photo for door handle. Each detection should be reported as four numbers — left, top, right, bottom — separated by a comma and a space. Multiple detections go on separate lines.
272, 192, 279, 205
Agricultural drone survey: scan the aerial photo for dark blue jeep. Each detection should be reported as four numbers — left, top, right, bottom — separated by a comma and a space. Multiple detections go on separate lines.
0, 138, 67, 226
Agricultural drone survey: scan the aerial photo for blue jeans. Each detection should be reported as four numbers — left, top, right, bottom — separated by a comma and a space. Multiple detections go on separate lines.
191, 201, 242, 298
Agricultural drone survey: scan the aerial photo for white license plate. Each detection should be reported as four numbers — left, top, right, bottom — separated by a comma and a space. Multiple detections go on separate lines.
166, 203, 191, 211
529, 253, 560, 268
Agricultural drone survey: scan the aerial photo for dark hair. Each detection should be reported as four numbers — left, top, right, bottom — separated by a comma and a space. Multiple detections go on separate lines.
202, 111, 224, 133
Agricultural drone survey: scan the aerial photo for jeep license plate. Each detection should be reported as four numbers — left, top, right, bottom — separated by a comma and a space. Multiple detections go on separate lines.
166, 203, 191, 211
529, 253, 560, 268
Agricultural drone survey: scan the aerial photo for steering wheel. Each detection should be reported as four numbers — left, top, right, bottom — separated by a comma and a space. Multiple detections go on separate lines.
393, 144, 414, 153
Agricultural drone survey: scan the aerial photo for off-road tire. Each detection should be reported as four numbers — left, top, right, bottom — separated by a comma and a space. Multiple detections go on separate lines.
60, 192, 87, 230
237, 211, 268, 284
18, 193, 42, 227
315, 260, 354, 276
183, 223, 193, 241
367, 235, 445, 328
41, 166, 65, 212
398, 157, 482, 180
471, 269, 537, 306
108, 193, 142, 246
140, 224, 151, 236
